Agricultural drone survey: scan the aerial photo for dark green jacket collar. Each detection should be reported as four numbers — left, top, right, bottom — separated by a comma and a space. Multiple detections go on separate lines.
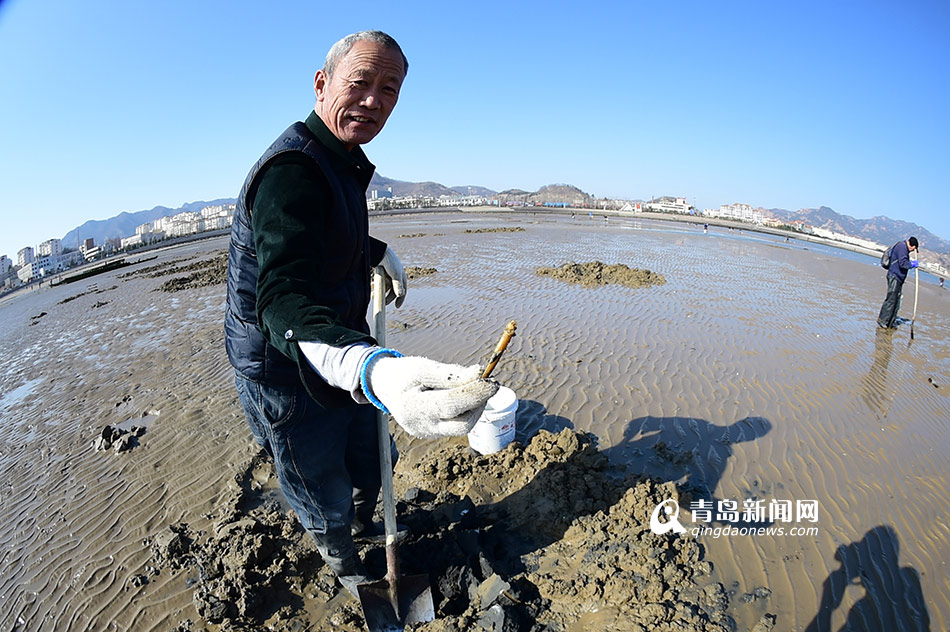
305, 111, 375, 188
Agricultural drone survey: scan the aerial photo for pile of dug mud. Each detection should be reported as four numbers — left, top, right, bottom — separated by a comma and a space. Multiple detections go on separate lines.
464, 227, 526, 234
119, 252, 228, 292
535, 261, 667, 289
149, 429, 775, 631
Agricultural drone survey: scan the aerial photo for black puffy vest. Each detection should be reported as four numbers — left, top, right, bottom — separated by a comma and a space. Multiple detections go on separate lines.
224, 121, 372, 394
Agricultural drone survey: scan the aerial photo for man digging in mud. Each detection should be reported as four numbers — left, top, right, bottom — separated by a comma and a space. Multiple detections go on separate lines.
224, 30, 497, 597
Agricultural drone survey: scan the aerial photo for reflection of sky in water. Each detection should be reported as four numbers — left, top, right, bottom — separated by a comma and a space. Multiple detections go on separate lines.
0, 378, 44, 410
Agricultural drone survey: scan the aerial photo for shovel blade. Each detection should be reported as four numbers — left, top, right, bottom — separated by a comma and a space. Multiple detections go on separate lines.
358, 575, 435, 631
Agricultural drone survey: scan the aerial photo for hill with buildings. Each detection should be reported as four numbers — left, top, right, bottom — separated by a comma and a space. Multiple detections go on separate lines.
61, 199, 237, 251
371, 176, 596, 208
10, 174, 949, 291
450, 185, 497, 197
768, 206, 950, 255
46, 177, 948, 271
369, 174, 456, 198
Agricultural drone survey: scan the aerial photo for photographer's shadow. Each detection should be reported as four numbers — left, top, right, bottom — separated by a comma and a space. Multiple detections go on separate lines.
804, 525, 930, 632
512, 397, 574, 443
604, 415, 774, 527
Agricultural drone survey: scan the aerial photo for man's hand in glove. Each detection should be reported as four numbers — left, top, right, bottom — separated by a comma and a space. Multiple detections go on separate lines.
361, 354, 499, 438
379, 246, 408, 308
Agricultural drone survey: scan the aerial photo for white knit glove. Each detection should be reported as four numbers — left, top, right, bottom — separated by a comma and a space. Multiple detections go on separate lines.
362, 354, 499, 438
379, 246, 408, 308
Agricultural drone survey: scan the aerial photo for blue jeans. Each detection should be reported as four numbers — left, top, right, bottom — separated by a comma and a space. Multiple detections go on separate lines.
234, 372, 388, 534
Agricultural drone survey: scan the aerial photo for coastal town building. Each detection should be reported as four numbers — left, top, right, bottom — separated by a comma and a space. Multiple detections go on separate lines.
367, 193, 494, 211
617, 201, 639, 213
0, 254, 17, 291
132, 222, 166, 246
438, 194, 492, 207
128, 203, 235, 247
1, 202, 235, 289
79, 238, 101, 261
121, 234, 143, 249
17, 246, 34, 268
15, 251, 79, 282
199, 204, 234, 230
703, 202, 766, 224
37, 238, 63, 257
810, 227, 883, 252
646, 197, 691, 214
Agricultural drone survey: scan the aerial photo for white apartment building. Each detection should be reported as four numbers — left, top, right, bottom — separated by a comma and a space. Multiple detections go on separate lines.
811, 227, 883, 251
0, 255, 11, 279
36, 238, 63, 257
127, 204, 233, 248
18, 246, 34, 267
704, 203, 766, 224
437, 195, 489, 207
154, 211, 202, 238
199, 204, 234, 231
646, 197, 691, 214
121, 234, 143, 249
200, 203, 235, 220
16, 251, 71, 282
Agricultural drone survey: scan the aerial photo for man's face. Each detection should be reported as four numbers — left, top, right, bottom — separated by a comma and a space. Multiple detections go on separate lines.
314, 40, 405, 150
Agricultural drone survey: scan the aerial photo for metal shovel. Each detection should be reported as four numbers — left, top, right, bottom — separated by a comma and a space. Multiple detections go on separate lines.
358, 267, 435, 631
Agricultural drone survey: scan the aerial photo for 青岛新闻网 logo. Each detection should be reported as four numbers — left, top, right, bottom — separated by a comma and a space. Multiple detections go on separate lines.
650, 498, 687, 535
648, 497, 820, 538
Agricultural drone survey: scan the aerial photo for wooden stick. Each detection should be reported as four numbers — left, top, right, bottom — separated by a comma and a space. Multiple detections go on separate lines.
482, 320, 517, 379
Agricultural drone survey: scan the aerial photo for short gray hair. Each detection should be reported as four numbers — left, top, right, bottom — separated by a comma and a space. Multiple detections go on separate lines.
323, 30, 408, 79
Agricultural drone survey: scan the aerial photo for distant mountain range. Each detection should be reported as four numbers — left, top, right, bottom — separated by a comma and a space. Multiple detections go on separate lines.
766, 205, 950, 255
57, 177, 949, 265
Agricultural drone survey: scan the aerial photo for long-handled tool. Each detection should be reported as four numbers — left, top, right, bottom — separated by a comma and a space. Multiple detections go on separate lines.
911, 253, 919, 340
358, 268, 435, 631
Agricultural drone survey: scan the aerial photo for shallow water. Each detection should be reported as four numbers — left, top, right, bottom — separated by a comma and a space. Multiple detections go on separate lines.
0, 214, 947, 631
375, 211, 950, 631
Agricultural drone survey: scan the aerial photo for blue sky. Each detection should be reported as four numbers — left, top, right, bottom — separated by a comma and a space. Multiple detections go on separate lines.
0, 0, 947, 259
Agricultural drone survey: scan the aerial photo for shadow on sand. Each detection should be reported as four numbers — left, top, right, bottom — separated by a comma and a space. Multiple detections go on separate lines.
466, 408, 774, 571
804, 525, 930, 632
604, 414, 774, 527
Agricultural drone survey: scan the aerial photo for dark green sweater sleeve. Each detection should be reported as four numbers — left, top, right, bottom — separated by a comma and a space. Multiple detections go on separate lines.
369, 236, 387, 267
251, 153, 377, 366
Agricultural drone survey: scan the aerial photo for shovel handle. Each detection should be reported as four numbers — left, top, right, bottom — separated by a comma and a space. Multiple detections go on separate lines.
371, 268, 400, 581
482, 320, 517, 379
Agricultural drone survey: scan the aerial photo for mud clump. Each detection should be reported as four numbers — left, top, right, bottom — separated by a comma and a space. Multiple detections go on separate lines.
406, 266, 438, 280
93, 424, 145, 454
119, 251, 228, 292
157, 254, 228, 292
148, 469, 338, 630
536, 261, 667, 289
120, 256, 192, 279
148, 430, 765, 631
397, 429, 736, 631
464, 227, 525, 234
58, 284, 118, 304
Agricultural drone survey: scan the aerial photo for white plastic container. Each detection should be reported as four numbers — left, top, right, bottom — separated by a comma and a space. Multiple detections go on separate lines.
467, 386, 518, 455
